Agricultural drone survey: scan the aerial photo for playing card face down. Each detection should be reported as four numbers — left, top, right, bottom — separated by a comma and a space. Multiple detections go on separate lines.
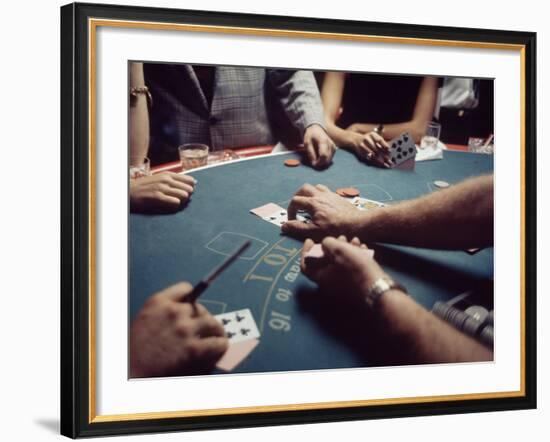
388, 132, 417, 167
216, 339, 259, 372
214, 309, 261, 344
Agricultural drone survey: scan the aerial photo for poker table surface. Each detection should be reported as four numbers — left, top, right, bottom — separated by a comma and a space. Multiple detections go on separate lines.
130, 149, 494, 374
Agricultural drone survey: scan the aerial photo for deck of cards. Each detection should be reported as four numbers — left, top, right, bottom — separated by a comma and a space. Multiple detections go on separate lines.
387, 132, 417, 170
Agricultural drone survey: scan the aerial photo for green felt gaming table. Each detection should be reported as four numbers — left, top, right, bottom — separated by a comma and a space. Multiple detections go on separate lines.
129, 149, 493, 374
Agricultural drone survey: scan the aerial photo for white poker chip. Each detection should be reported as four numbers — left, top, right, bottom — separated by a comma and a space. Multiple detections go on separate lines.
434, 180, 450, 188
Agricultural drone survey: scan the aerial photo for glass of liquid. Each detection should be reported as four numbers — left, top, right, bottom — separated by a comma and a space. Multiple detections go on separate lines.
420, 122, 442, 150
178, 143, 209, 170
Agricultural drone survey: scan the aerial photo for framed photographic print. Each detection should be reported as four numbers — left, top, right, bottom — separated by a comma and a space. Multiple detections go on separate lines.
60, 2, 536, 438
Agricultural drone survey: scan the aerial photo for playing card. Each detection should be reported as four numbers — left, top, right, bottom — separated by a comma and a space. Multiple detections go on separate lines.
388, 132, 417, 168
304, 242, 375, 262
251, 203, 310, 226
214, 309, 261, 344
216, 339, 260, 372
348, 197, 386, 211
250, 203, 282, 218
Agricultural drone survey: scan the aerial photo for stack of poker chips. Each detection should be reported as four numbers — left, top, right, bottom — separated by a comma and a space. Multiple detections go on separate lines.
432, 302, 493, 348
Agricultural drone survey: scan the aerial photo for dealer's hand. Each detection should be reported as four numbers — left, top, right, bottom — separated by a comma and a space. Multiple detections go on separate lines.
282, 184, 363, 240
303, 124, 336, 169
301, 236, 386, 305
130, 282, 229, 378
130, 172, 196, 213
346, 130, 391, 168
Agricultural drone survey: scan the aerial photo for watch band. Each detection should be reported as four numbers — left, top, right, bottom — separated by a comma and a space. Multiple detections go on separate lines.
365, 276, 407, 308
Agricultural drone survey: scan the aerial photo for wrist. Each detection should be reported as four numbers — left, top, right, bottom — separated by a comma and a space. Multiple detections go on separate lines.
364, 277, 407, 309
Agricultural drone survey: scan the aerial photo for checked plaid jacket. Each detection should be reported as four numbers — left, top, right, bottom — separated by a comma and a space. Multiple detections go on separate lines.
144, 64, 325, 165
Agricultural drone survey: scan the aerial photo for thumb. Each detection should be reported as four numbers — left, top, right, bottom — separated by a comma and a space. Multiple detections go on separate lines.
158, 281, 194, 302
321, 237, 366, 270
281, 219, 315, 238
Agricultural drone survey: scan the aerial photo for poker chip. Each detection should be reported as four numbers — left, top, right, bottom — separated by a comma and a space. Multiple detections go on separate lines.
335, 188, 348, 197
336, 187, 360, 197
284, 159, 301, 167
464, 305, 490, 324
434, 180, 450, 188
342, 187, 360, 197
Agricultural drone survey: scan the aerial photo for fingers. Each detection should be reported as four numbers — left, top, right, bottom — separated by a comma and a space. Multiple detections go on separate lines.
369, 132, 390, 150
189, 336, 230, 363
300, 238, 315, 268
314, 139, 334, 168
167, 180, 195, 194
155, 193, 182, 210
350, 236, 361, 246
162, 186, 190, 202
314, 184, 331, 193
191, 315, 226, 338
157, 281, 194, 302
321, 237, 363, 267
304, 139, 318, 166
362, 133, 391, 168
302, 238, 315, 255
294, 183, 318, 198
281, 219, 315, 238
287, 195, 316, 220
171, 173, 197, 186
357, 141, 376, 162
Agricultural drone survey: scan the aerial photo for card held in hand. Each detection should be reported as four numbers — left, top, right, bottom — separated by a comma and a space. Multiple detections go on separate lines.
214, 309, 261, 344
388, 132, 417, 168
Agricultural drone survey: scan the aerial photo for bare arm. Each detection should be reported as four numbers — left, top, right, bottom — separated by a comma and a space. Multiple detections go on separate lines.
129, 62, 149, 165
321, 72, 391, 166
301, 237, 492, 365
283, 175, 493, 250
321, 72, 351, 147
375, 289, 492, 364
354, 174, 494, 249
348, 77, 439, 143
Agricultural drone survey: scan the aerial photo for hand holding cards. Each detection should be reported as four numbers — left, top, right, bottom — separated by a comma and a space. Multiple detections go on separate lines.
304, 239, 375, 267
300, 237, 385, 306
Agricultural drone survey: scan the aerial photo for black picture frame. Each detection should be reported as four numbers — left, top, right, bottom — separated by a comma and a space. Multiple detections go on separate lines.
60, 2, 537, 438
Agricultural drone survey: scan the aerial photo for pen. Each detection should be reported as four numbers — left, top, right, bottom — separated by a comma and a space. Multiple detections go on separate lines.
186, 240, 251, 303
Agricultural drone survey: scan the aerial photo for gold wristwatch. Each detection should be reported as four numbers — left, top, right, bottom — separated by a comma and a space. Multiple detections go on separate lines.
365, 276, 407, 308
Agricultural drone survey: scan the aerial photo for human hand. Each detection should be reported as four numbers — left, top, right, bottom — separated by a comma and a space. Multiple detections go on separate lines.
303, 124, 336, 169
130, 282, 229, 378
301, 236, 386, 305
346, 130, 391, 168
130, 172, 196, 213
282, 183, 363, 240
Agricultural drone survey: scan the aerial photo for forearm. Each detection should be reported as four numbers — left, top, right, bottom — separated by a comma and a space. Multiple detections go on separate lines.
352, 121, 427, 143
374, 290, 492, 364
268, 70, 325, 136
129, 62, 150, 164
351, 175, 494, 249
379, 121, 428, 144
325, 120, 357, 150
